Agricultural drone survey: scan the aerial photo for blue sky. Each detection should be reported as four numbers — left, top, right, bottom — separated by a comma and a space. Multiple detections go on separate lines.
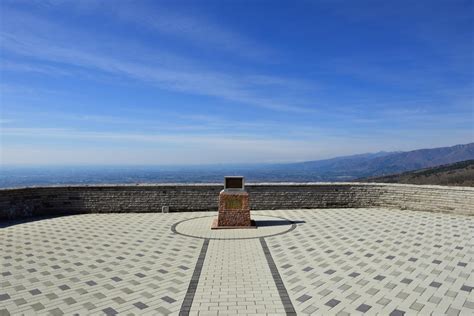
0, 0, 473, 165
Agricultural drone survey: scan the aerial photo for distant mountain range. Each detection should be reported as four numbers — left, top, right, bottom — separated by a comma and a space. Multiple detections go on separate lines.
271, 142, 474, 180
1, 143, 473, 188
358, 159, 474, 187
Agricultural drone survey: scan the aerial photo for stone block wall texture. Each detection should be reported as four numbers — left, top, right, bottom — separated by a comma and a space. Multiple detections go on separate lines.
217, 191, 251, 227
0, 183, 473, 220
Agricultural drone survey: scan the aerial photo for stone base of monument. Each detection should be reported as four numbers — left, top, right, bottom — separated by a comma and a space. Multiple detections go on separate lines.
210, 218, 256, 229
211, 190, 256, 229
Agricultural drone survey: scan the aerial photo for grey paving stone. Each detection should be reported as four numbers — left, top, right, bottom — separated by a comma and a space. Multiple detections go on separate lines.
446, 307, 461, 316
31, 302, 45, 311
133, 302, 148, 310
161, 296, 176, 304
377, 297, 391, 306
48, 308, 64, 316
302, 304, 318, 314
1, 209, 473, 316
111, 296, 125, 304
430, 281, 442, 288
319, 288, 332, 297
413, 286, 425, 294
429, 296, 442, 304
46, 293, 58, 300
385, 282, 397, 290
102, 307, 118, 316
366, 287, 379, 295
410, 301, 424, 311
296, 294, 312, 303
339, 284, 351, 291
356, 304, 371, 313
401, 278, 413, 284
0, 309, 10, 316
0, 294, 10, 301
29, 289, 42, 295
14, 298, 27, 306
292, 285, 306, 292
83, 302, 96, 310
325, 299, 341, 308
155, 307, 171, 315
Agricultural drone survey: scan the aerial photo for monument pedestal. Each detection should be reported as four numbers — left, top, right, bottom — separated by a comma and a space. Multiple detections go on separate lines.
211, 190, 255, 229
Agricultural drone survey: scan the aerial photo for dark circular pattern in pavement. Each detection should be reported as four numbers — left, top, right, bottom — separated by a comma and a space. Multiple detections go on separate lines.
171, 214, 297, 240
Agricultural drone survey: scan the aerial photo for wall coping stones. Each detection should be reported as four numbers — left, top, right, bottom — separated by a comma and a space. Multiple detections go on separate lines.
1, 182, 473, 191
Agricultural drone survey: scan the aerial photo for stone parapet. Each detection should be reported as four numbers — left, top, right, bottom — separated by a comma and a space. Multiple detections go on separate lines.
0, 183, 473, 220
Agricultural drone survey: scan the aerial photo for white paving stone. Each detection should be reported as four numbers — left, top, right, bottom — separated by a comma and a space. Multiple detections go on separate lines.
0, 208, 473, 315
263, 208, 474, 315
191, 239, 285, 315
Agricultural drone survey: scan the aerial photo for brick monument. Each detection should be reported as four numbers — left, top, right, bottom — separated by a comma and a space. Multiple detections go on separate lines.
211, 176, 255, 229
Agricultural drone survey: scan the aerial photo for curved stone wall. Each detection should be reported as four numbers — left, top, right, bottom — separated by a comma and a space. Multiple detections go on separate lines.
1, 183, 473, 220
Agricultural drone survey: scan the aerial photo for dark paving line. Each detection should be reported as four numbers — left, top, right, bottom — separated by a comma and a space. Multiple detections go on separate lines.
171, 215, 297, 240
260, 237, 297, 316
179, 238, 210, 316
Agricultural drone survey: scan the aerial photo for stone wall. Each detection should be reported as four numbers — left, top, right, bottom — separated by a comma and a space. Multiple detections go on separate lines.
1, 183, 473, 220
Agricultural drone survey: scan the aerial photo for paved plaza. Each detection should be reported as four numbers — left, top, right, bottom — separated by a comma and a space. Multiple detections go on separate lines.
1, 208, 473, 315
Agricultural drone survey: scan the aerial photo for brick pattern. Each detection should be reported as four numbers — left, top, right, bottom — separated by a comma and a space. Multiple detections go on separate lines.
190, 239, 286, 315
1, 183, 473, 220
0, 209, 473, 315
217, 191, 251, 227
265, 208, 474, 315
0, 212, 203, 315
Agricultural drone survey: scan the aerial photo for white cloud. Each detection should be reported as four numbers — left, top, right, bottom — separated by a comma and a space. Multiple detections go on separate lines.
2, 126, 472, 165
112, 4, 271, 60
0, 127, 337, 164
0, 119, 15, 124
4, 0, 272, 60
0, 8, 315, 113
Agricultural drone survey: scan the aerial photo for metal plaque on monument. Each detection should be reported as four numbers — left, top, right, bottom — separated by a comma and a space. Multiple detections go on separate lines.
211, 176, 255, 229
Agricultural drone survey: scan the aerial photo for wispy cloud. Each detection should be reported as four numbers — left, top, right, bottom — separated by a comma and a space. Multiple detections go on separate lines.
0, 61, 72, 76
0, 127, 277, 144
0, 126, 335, 164
1, 1, 472, 165
111, 3, 272, 60
2, 125, 471, 165
0, 119, 15, 125
0, 8, 315, 113
0, 83, 64, 97
6, 0, 272, 60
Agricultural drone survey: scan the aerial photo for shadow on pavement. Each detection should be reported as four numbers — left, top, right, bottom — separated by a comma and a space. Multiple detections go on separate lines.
0, 214, 76, 229
255, 219, 305, 227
